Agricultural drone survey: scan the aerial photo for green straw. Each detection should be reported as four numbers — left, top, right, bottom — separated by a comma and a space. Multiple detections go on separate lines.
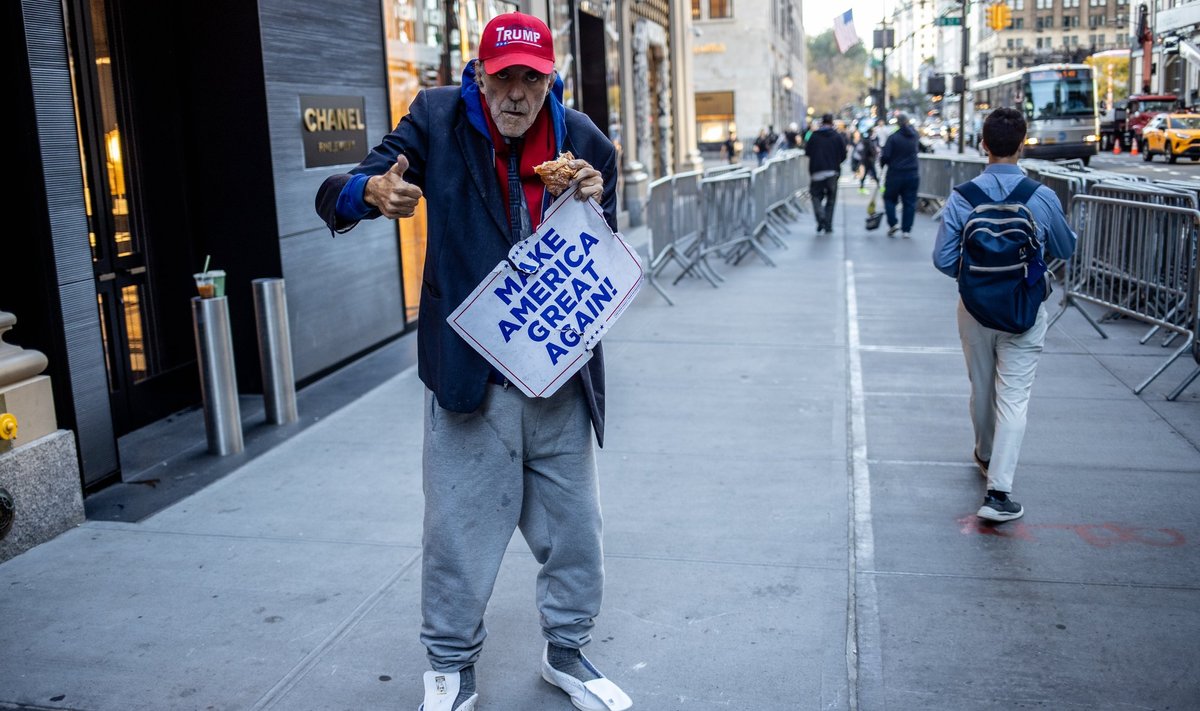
202, 254, 211, 274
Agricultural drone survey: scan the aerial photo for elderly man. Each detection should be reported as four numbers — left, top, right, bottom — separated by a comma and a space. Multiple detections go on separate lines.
315, 12, 631, 711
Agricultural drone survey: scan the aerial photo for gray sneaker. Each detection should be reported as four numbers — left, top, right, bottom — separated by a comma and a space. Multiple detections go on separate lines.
887, 225, 899, 237
901, 232, 911, 239
977, 495, 1023, 522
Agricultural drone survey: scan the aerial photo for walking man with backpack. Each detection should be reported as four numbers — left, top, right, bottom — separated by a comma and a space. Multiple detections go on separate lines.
932, 107, 1077, 522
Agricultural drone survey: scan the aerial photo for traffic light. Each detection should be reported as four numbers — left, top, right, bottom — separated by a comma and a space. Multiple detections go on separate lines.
987, 2, 1012, 31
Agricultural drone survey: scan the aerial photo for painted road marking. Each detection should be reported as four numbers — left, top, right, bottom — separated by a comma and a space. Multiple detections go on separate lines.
845, 259, 882, 711
957, 516, 1187, 547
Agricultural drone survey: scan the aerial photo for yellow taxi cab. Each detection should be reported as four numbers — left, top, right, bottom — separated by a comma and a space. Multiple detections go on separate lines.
1141, 112, 1200, 163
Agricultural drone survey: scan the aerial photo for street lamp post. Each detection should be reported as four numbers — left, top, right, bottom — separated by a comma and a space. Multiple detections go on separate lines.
875, 24, 895, 118
959, 0, 968, 153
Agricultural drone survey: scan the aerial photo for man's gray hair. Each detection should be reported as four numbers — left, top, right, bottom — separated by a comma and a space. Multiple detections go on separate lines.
896, 112, 910, 126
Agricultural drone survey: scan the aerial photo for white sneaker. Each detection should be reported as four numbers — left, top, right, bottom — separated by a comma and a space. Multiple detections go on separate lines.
418, 670, 477, 711
901, 232, 911, 239
540, 644, 633, 711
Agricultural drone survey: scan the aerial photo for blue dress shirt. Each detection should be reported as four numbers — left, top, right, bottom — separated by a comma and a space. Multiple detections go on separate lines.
932, 163, 1077, 278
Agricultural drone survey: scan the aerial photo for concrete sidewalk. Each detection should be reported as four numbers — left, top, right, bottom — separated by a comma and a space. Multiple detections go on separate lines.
2, 180, 1198, 711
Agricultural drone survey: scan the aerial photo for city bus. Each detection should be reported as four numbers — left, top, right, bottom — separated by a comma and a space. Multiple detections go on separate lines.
972, 64, 1100, 163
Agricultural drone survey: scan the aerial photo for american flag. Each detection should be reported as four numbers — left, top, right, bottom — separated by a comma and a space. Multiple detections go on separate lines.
833, 9, 859, 53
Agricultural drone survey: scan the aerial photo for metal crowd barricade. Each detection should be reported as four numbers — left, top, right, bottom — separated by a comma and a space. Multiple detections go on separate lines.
675, 171, 772, 285
644, 170, 709, 305
640, 153, 809, 303
1169, 294, 1200, 400
1030, 169, 1083, 217
762, 160, 791, 246
747, 165, 772, 251
644, 175, 676, 304
1085, 181, 1197, 348
917, 155, 954, 204
1088, 180, 1196, 209
1054, 194, 1200, 397
673, 170, 704, 248
703, 163, 747, 178
789, 152, 811, 212
1156, 179, 1200, 207
948, 155, 988, 189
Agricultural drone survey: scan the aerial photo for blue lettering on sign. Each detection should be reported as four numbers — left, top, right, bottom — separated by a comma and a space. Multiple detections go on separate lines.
493, 272, 531, 305
491, 227, 622, 365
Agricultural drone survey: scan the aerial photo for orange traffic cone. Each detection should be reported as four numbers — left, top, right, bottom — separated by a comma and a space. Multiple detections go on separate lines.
1129, 139, 1139, 156
1113, 140, 1121, 155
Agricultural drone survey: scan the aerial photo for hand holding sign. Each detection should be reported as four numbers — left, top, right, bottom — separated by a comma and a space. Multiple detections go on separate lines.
448, 185, 643, 398
366, 155, 423, 218
569, 159, 603, 202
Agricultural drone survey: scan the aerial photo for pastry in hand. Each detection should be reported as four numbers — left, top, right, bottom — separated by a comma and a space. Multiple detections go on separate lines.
534, 151, 580, 196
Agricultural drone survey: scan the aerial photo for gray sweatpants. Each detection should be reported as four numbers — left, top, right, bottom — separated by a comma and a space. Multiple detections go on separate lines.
957, 300, 1049, 493
420, 380, 603, 672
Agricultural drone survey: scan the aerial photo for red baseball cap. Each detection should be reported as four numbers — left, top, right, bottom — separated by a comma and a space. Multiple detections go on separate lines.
478, 12, 555, 75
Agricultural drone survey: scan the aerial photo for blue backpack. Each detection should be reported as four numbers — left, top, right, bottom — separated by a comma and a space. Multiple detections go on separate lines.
952, 177, 1050, 334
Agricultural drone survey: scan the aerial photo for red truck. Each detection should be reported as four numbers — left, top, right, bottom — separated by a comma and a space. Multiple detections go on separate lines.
1102, 94, 1179, 151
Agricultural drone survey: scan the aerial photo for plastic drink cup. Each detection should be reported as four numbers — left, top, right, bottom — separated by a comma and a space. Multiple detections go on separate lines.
193, 272, 215, 298
208, 269, 226, 297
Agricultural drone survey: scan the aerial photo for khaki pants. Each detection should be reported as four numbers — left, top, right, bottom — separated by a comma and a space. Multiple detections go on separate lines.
956, 300, 1049, 493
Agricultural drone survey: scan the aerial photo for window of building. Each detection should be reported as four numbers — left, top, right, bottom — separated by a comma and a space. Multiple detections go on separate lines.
1008, 58, 1015, 68
709, 0, 732, 18
692, 0, 701, 19
1063, 14, 1079, 26
695, 91, 736, 145
1014, 0, 1025, 8
1015, 17, 1025, 27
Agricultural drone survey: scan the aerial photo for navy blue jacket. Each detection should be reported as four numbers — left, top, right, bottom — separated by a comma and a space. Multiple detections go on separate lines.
315, 68, 618, 445
880, 124, 921, 178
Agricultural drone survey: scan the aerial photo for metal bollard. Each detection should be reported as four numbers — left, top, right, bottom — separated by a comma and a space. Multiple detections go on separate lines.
192, 296, 244, 455
252, 278, 298, 425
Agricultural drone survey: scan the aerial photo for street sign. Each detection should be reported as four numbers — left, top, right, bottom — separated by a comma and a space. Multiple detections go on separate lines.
936, 16, 962, 26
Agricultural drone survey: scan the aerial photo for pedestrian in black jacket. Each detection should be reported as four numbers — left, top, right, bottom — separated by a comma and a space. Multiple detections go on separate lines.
806, 113, 848, 233
880, 112, 922, 238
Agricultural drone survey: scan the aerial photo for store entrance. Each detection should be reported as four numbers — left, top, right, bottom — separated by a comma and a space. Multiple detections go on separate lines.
65, 0, 199, 441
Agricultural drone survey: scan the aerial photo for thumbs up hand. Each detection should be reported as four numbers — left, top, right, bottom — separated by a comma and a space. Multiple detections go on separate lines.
365, 155, 423, 219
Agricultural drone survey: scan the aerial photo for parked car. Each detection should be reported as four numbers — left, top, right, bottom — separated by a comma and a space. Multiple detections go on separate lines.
1140, 113, 1200, 163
